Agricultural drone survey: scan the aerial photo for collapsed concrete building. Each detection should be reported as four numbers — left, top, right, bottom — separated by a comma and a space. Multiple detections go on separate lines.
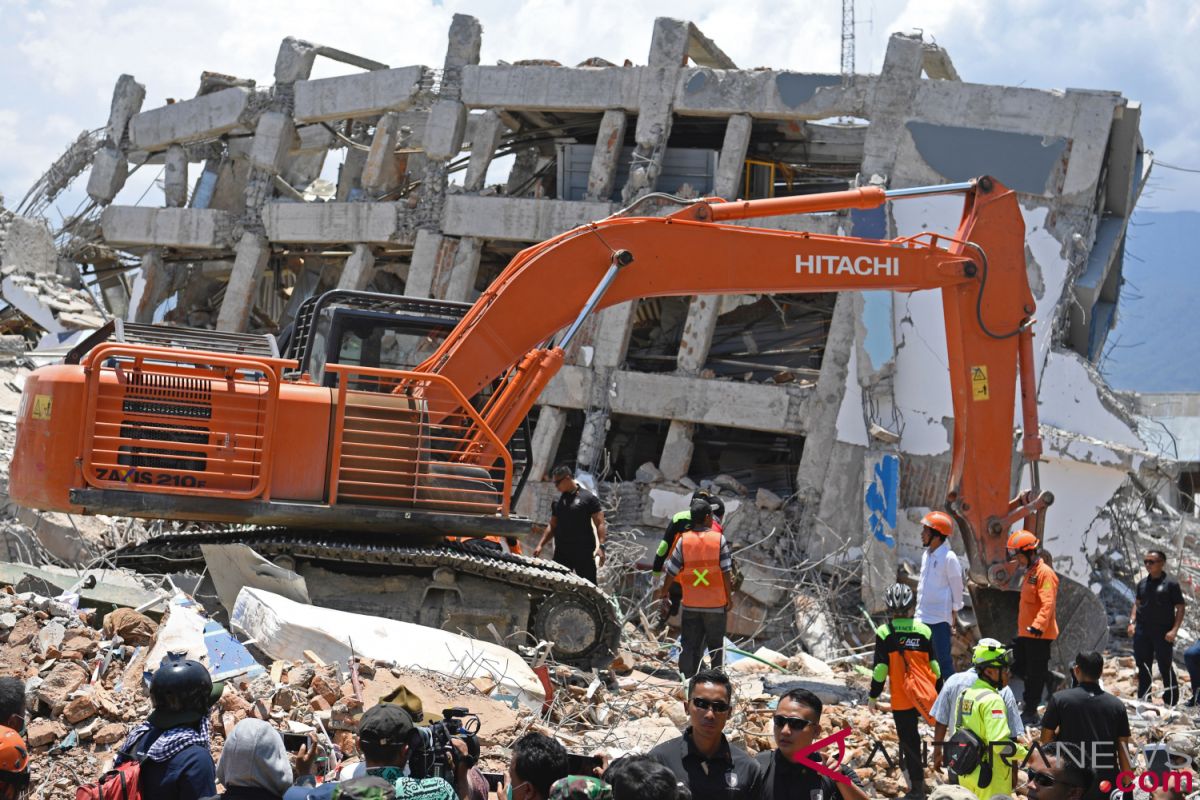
1, 15, 1177, 643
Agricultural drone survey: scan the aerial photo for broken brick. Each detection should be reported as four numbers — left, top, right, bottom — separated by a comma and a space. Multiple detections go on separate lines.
310, 695, 331, 712
94, 723, 127, 746
63, 693, 99, 724
35, 661, 89, 715
26, 718, 68, 748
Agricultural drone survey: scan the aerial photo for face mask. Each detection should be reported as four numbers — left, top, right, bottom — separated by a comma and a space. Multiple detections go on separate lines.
508, 781, 527, 800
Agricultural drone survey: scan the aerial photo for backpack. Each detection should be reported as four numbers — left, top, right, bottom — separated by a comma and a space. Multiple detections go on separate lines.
890, 623, 940, 725
75, 730, 154, 800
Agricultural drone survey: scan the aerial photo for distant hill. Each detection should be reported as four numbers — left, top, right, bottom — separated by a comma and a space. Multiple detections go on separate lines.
1100, 210, 1200, 392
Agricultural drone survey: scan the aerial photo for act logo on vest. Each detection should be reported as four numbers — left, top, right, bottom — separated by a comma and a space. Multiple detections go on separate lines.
795, 254, 900, 277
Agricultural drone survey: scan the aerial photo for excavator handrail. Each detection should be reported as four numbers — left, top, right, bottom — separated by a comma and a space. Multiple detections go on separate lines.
325, 363, 514, 515
78, 342, 286, 501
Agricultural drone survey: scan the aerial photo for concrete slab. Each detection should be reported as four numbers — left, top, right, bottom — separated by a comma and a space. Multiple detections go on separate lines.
262, 201, 404, 244
129, 87, 252, 150
293, 65, 424, 123
100, 206, 234, 249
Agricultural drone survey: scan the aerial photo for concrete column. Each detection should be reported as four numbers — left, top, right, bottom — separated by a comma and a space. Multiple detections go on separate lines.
621, 18, 689, 203
336, 148, 368, 201
860, 33, 925, 177
281, 257, 325, 328
444, 237, 482, 302
574, 302, 638, 473
129, 250, 174, 323
164, 145, 188, 207
713, 114, 753, 199
362, 112, 404, 196
87, 75, 145, 204
658, 292, 724, 479
515, 406, 568, 519
585, 110, 627, 202
405, 229, 449, 298
216, 233, 271, 332
659, 422, 695, 482
793, 291, 856, 525
337, 244, 376, 291
463, 110, 506, 192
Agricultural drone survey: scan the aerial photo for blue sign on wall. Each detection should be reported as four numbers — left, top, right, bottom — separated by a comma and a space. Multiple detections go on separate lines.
866, 453, 900, 548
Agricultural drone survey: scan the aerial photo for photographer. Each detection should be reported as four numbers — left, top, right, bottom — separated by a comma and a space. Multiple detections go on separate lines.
285, 703, 476, 800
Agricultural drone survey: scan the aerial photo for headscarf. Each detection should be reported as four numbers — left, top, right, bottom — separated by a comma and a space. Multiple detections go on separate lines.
217, 719, 293, 796
119, 715, 212, 764
548, 776, 613, 800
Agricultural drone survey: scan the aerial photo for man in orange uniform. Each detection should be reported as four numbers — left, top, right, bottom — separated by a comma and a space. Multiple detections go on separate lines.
1008, 530, 1059, 726
662, 498, 733, 678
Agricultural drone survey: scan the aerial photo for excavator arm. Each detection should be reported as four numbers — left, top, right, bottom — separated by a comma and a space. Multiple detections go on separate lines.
420, 176, 1047, 588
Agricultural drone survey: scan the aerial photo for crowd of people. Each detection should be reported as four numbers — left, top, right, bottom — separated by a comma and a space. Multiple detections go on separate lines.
0, 482, 1195, 799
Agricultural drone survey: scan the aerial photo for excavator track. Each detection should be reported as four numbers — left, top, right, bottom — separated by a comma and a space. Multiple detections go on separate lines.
113, 529, 622, 669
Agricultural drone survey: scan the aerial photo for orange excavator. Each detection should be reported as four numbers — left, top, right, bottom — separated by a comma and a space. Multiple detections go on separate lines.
10, 176, 1062, 667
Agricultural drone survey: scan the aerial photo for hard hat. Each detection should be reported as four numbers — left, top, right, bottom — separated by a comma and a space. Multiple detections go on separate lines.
1006, 530, 1039, 552
972, 638, 1013, 669
883, 583, 915, 612
0, 726, 29, 798
149, 653, 223, 729
921, 511, 954, 537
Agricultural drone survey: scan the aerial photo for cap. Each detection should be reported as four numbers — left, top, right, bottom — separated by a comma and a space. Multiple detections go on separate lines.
358, 703, 415, 747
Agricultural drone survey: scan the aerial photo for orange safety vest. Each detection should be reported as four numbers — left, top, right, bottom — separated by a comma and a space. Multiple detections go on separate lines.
678, 529, 726, 609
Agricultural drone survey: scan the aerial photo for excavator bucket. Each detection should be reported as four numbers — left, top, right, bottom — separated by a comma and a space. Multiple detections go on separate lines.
970, 575, 1109, 671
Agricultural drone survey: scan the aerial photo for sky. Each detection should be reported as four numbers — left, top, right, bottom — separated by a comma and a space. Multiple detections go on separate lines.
0, 0, 1197, 387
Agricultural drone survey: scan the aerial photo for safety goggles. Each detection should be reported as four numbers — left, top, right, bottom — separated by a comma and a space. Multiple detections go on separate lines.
690, 697, 732, 713
773, 715, 813, 731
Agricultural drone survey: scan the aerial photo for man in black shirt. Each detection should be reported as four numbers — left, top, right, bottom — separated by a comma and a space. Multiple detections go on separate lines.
756, 688, 866, 800
534, 464, 607, 584
1039, 652, 1131, 800
1126, 550, 1185, 705
648, 669, 763, 800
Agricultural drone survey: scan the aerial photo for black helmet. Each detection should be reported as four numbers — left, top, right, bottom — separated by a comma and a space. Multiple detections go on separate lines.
148, 653, 222, 729
692, 490, 726, 522
883, 583, 915, 613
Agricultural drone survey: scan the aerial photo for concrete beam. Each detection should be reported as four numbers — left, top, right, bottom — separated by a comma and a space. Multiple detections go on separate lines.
539, 364, 812, 434
336, 244, 376, 291
100, 206, 234, 249
1104, 101, 1141, 217
921, 44, 960, 81
675, 68, 858, 119
441, 195, 613, 241
262, 201, 404, 244
293, 66, 424, 123
463, 110, 506, 192
685, 22, 736, 69
129, 87, 252, 151
216, 233, 271, 332
714, 113, 753, 199
585, 110, 627, 202
163, 145, 188, 207
461, 65, 640, 112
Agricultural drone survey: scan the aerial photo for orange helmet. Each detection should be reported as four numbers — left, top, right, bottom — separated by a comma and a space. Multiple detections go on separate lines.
1007, 530, 1039, 552
921, 511, 954, 537
0, 726, 28, 798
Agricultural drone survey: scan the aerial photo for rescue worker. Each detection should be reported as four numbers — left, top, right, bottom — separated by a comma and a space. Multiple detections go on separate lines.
1008, 530, 1059, 725
914, 510, 964, 678
662, 498, 733, 677
950, 640, 1025, 800
0, 727, 29, 800
652, 491, 725, 623
534, 464, 607, 584
118, 653, 223, 800
868, 583, 942, 800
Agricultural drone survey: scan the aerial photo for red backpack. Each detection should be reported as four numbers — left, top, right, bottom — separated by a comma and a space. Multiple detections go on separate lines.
76, 732, 150, 800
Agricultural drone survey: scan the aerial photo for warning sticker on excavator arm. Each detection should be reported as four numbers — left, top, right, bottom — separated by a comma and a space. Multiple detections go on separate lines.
31, 395, 52, 420
971, 366, 989, 401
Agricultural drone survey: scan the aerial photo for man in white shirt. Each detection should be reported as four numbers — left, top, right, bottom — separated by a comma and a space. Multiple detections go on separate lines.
915, 510, 964, 678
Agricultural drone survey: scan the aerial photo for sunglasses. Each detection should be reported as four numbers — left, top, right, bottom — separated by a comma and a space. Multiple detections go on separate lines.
690, 697, 732, 713
773, 715, 813, 731
1027, 769, 1083, 790
1144, 559, 1162, 565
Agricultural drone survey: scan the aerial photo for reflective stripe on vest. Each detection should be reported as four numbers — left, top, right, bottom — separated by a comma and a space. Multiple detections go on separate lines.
680, 529, 725, 608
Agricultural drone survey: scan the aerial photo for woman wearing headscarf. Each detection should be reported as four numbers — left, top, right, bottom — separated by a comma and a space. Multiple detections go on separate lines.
206, 719, 295, 800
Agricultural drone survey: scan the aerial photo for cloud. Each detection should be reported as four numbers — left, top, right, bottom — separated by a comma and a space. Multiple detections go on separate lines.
1, 0, 1196, 212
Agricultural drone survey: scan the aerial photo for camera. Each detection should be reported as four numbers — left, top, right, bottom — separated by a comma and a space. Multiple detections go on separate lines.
407, 707, 481, 781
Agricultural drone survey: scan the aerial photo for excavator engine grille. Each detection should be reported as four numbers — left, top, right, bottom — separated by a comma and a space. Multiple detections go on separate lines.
81, 344, 281, 498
